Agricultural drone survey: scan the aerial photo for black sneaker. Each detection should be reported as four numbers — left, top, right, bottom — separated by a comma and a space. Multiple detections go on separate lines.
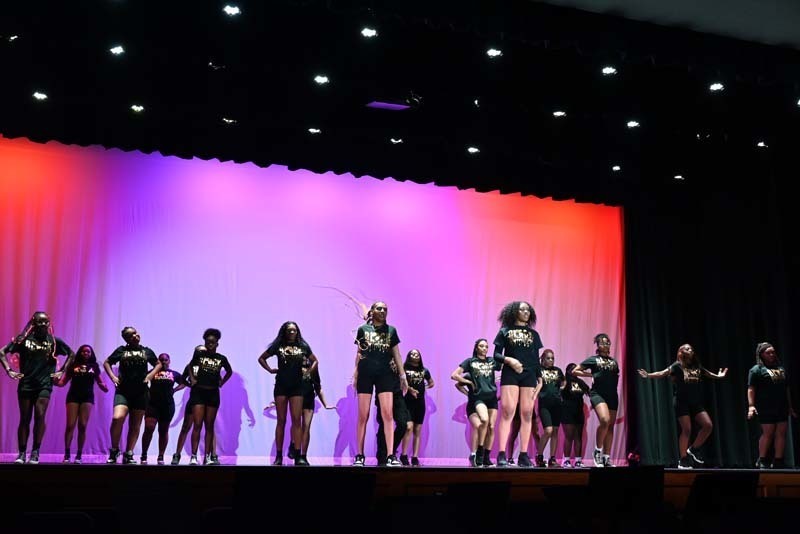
534, 454, 546, 467
14, 452, 26, 464
107, 448, 120, 464
29, 450, 40, 465
507, 456, 515, 466
287, 443, 297, 460
297, 454, 311, 466
386, 455, 402, 466
122, 452, 137, 465
206, 454, 220, 466
411, 456, 420, 466
678, 456, 694, 469
593, 448, 603, 467
496, 451, 508, 467
548, 456, 558, 467
157, 455, 164, 465
63, 453, 70, 464
272, 455, 283, 466
755, 458, 769, 469
140, 454, 148, 465
399, 454, 410, 466
170, 453, 181, 466
517, 452, 533, 467
686, 447, 704, 465
482, 449, 493, 467
352, 454, 365, 466
74, 456, 82, 465
469, 453, 478, 467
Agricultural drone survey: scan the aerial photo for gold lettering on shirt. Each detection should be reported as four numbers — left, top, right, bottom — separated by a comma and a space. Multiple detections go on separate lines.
506, 329, 533, 348
569, 382, 584, 394
596, 357, 618, 372
470, 360, 496, 378
682, 368, 702, 383
542, 369, 561, 384
23, 338, 54, 355
278, 346, 305, 366
406, 369, 426, 388
199, 356, 222, 373
122, 350, 148, 364
154, 371, 175, 383
361, 331, 391, 353
72, 365, 95, 376
766, 368, 786, 383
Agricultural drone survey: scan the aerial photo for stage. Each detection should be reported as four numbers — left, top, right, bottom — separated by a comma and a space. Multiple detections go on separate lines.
2, 461, 799, 533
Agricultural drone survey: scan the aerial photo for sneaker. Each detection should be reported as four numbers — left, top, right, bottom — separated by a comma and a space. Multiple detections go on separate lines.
506, 456, 515, 466
548, 456, 558, 468
686, 447, 704, 465
157, 455, 164, 465
140, 455, 148, 465
755, 458, 769, 469
386, 455, 402, 466
411, 456, 420, 466
14, 452, 26, 464
482, 449, 493, 467
496, 451, 508, 467
593, 448, 604, 467
517, 452, 533, 467
294, 455, 309, 466
562, 459, 572, 468
189, 455, 198, 466
678, 456, 694, 469
170, 453, 181, 466
399, 454, 410, 466
29, 450, 40, 464
63, 454, 71, 464
469, 453, 478, 467
602, 455, 614, 467
534, 454, 546, 468
206, 454, 220, 466
272, 455, 283, 466
122, 452, 136, 465
574, 459, 585, 468
287, 443, 297, 460
74, 456, 82, 465
107, 448, 120, 464
352, 454, 365, 466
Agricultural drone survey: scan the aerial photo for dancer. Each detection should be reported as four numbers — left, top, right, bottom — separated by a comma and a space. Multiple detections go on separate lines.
572, 333, 620, 467
451, 339, 502, 467
1, 312, 75, 464
638, 343, 728, 468
561, 362, 590, 468
351, 301, 408, 466
141, 353, 187, 464
258, 321, 318, 466
493, 301, 542, 467
171, 346, 205, 465
298, 361, 336, 466
56, 344, 109, 463
399, 349, 435, 466
536, 349, 564, 467
748, 342, 797, 468
104, 326, 161, 464
188, 328, 232, 465
375, 359, 412, 466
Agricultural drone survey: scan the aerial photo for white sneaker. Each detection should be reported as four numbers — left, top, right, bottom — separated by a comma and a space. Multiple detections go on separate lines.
189, 455, 198, 465
602, 454, 614, 467
593, 448, 604, 467
561, 459, 572, 468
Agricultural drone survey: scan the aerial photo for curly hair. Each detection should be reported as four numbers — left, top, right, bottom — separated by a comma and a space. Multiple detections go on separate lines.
267, 321, 310, 352
497, 301, 536, 328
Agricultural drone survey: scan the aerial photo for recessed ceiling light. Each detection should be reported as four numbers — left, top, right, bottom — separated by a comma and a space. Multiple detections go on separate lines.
32, 91, 48, 101
130, 104, 144, 113
308, 128, 322, 134
553, 111, 567, 117
313, 75, 329, 85
626, 120, 640, 129
389, 138, 403, 144
674, 175, 685, 180
221, 117, 237, 124
756, 141, 767, 148
467, 146, 480, 154
709, 83, 724, 92
612, 165, 621, 172
486, 48, 502, 58
602, 66, 617, 76
109, 45, 124, 55
222, 5, 241, 16
361, 27, 377, 38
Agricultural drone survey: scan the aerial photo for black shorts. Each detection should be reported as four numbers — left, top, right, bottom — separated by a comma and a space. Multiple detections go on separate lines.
560, 401, 585, 425
66, 391, 94, 404
18, 388, 52, 401
500, 366, 539, 388
146, 400, 176, 422
674, 398, 706, 418
590, 390, 619, 411
538, 397, 563, 428
756, 405, 789, 424
356, 359, 396, 395
114, 387, 149, 410
189, 387, 220, 408
303, 391, 316, 411
467, 394, 498, 416
404, 395, 426, 425
274, 381, 304, 399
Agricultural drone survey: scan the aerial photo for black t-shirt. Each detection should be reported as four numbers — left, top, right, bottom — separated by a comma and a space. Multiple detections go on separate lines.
404, 366, 431, 396
748, 364, 788, 415
493, 326, 543, 372
301, 355, 322, 396
149, 369, 186, 403
67, 362, 101, 397
266, 342, 312, 385
579, 355, 620, 399
539, 366, 565, 400
669, 362, 704, 405
107, 345, 158, 389
562, 378, 590, 406
191, 352, 230, 388
355, 323, 400, 365
4, 335, 72, 391
459, 357, 502, 398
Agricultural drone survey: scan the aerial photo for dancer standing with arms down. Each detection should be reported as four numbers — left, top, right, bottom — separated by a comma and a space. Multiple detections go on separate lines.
536, 349, 565, 467
104, 326, 161, 464
57, 344, 109, 463
140, 353, 187, 464
638, 343, 728, 468
352, 301, 408, 466
748, 342, 797, 469
572, 333, 619, 467
561, 362, 590, 468
493, 301, 542, 467
1, 311, 75, 464
399, 349, 435, 466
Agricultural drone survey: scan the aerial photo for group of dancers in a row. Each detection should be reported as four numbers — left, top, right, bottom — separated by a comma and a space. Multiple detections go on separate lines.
1, 302, 794, 469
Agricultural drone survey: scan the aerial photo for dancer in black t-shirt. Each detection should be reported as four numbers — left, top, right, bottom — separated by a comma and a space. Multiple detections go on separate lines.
638, 343, 727, 468
561, 363, 590, 468
493, 301, 542, 467
351, 301, 408, 466
1, 312, 75, 464
56, 344, 108, 463
399, 349, 435, 466
747, 342, 797, 468
536, 349, 565, 467
104, 326, 161, 464
258, 321, 318, 466
188, 328, 232, 466
298, 360, 335, 466
141, 353, 187, 464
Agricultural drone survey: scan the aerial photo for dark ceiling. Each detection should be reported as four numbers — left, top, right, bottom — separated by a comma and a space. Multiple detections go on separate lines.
2, 0, 799, 205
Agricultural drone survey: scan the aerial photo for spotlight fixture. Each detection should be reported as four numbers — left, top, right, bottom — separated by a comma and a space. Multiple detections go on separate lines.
709, 83, 724, 92
674, 175, 685, 180
612, 165, 621, 172
313, 75, 329, 85
361, 27, 378, 38
626, 120, 640, 129
389, 138, 403, 144
221, 117, 237, 124
222, 5, 241, 16
602, 66, 617, 76
8, 35, 19, 42
32, 91, 48, 101
756, 141, 767, 148
553, 111, 567, 117
473, 98, 480, 108
467, 146, 480, 154
130, 104, 144, 113
486, 48, 503, 58
308, 128, 322, 134
109, 45, 125, 55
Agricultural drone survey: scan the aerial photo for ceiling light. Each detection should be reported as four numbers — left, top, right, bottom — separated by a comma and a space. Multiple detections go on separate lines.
553, 111, 566, 117
486, 48, 502, 58
221, 117, 237, 124
222, 5, 241, 16
709, 83, 724, 92
130, 104, 144, 113
756, 141, 767, 148
626, 120, 640, 129
674, 175, 684, 180
308, 128, 321, 134
602, 66, 617, 76
313, 75, 329, 85
467, 146, 480, 154
32, 91, 48, 101
361, 28, 377, 38
109, 45, 124, 55
389, 138, 403, 144
473, 99, 480, 108
612, 165, 621, 172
